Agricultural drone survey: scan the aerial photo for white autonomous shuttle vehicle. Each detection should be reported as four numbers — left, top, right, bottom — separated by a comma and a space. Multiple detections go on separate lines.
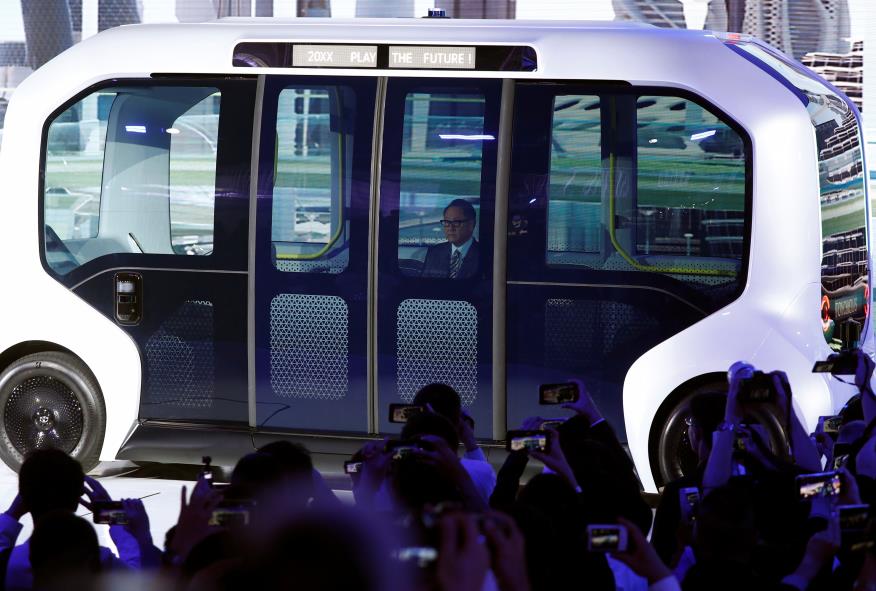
0, 18, 869, 492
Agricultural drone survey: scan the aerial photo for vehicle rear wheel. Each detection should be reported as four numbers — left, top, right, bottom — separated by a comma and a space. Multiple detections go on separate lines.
0, 352, 105, 473
653, 380, 790, 488
654, 391, 705, 488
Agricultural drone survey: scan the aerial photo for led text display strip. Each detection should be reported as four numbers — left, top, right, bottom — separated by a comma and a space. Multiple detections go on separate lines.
233, 43, 537, 72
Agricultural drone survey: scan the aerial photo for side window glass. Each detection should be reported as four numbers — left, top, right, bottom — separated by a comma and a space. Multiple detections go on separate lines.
635, 96, 746, 266
272, 86, 352, 274
44, 91, 115, 273
813, 98, 868, 350
545, 95, 603, 265
397, 92, 486, 279
43, 85, 221, 275
169, 92, 220, 255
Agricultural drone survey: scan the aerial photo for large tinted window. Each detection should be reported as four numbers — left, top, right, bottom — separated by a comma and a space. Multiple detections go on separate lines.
542, 91, 748, 304
546, 95, 602, 258
43, 85, 221, 274
505, 83, 750, 438
271, 86, 355, 274
731, 41, 869, 350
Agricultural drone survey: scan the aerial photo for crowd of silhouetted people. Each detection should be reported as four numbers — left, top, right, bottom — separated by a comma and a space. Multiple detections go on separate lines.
2, 351, 876, 590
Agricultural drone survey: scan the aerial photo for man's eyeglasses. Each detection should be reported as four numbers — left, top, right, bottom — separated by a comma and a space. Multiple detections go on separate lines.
440, 219, 472, 228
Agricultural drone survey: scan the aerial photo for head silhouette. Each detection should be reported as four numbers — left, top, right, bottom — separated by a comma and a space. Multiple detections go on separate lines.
30, 511, 100, 591
19, 449, 84, 521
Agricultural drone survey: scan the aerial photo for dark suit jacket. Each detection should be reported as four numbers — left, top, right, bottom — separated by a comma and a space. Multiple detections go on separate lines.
421, 239, 480, 279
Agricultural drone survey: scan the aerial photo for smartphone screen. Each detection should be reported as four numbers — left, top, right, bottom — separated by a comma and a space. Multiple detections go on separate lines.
587, 525, 627, 552
820, 415, 843, 434
812, 355, 857, 375
540, 418, 565, 430
796, 471, 842, 499
92, 501, 128, 525
505, 430, 550, 453
344, 460, 363, 474
394, 546, 438, 567
388, 404, 424, 424
538, 383, 579, 405
209, 500, 255, 527
812, 360, 835, 373
385, 440, 421, 460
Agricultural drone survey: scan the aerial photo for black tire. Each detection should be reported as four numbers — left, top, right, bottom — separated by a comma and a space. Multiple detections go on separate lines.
0, 352, 105, 473
653, 381, 790, 488
653, 390, 706, 489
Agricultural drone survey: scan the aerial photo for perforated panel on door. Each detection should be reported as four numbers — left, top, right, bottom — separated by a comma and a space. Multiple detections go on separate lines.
145, 300, 215, 408
270, 294, 349, 400
545, 298, 660, 368
396, 298, 478, 406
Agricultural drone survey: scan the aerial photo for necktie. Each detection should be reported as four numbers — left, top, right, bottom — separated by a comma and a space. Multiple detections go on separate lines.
449, 249, 462, 279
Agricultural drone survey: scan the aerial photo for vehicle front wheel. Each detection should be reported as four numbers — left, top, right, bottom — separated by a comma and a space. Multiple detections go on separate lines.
0, 352, 105, 472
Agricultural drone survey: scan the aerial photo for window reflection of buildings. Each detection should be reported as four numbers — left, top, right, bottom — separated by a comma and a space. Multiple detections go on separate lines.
815, 89, 867, 293
802, 40, 863, 112
705, 0, 851, 60
612, 0, 687, 28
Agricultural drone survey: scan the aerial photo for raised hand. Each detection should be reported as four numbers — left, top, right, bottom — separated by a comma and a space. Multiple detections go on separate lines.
435, 513, 490, 591
559, 379, 603, 424
482, 511, 531, 591
167, 474, 222, 564
529, 428, 579, 491
611, 517, 673, 585
80, 475, 113, 511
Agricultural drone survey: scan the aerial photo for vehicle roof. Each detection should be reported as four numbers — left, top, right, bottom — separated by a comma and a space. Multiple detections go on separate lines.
6, 17, 806, 156
29, 17, 742, 84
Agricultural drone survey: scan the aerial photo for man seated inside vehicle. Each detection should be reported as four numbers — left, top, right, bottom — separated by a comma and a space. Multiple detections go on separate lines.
421, 198, 480, 280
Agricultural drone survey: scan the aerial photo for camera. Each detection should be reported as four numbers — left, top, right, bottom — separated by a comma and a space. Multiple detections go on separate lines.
737, 371, 775, 403
796, 471, 842, 499
344, 460, 363, 474
202, 455, 216, 487
388, 404, 424, 424
92, 501, 128, 526
812, 351, 858, 375
587, 524, 628, 552
209, 499, 255, 527
539, 382, 579, 405
505, 430, 550, 453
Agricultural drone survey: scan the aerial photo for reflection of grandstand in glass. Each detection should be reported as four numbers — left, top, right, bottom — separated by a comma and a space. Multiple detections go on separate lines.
801, 40, 863, 112
814, 86, 868, 350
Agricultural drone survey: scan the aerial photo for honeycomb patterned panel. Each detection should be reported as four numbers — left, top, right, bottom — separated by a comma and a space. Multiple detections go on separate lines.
270, 294, 349, 400
145, 300, 215, 408
396, 299, 478, 406
275, 247, 349, 274
544, 298, 659, 369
